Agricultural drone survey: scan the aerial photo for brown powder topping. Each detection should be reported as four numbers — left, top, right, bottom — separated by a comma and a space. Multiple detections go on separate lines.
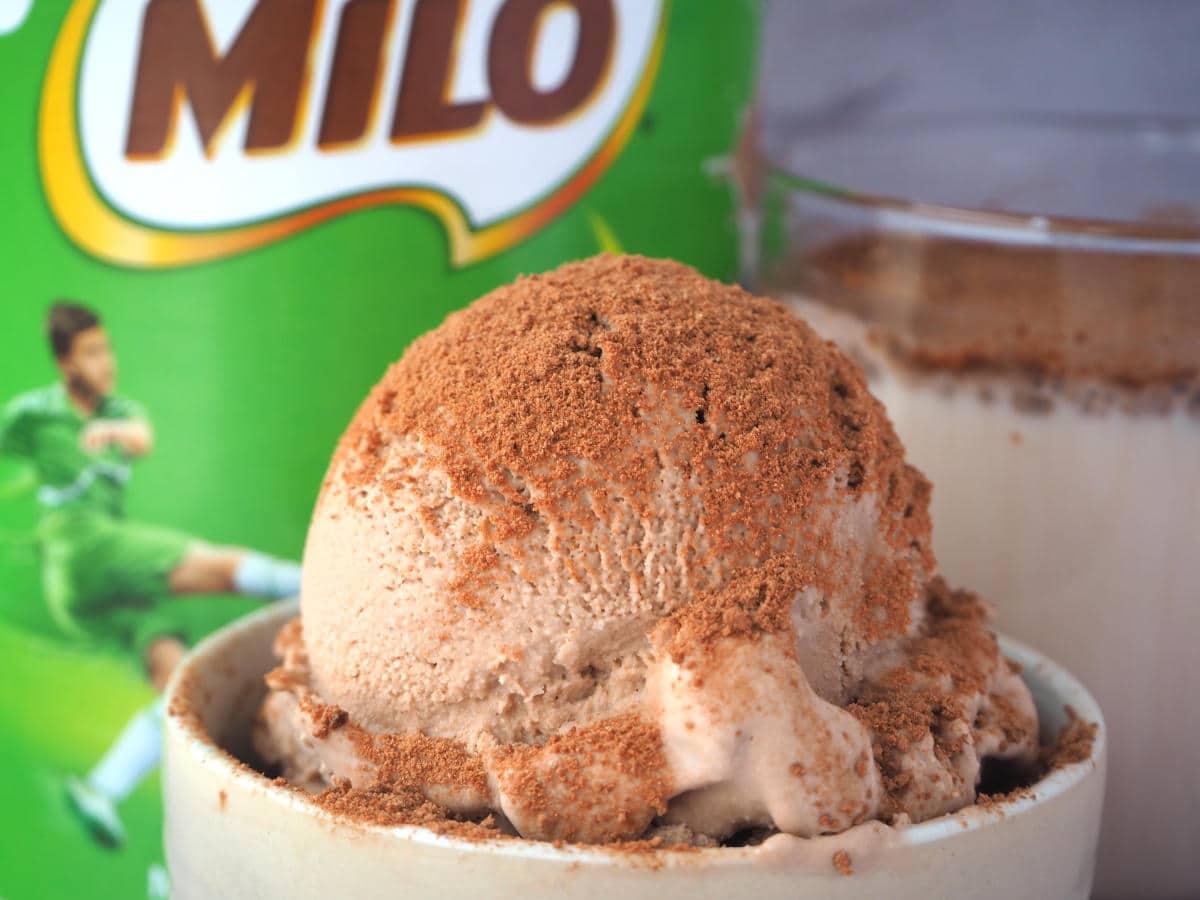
833, 848, 854, 876
855, 556, 918, 643
1040, 706, 1099, 772
273, 616, 305, 659
975, 705, 1098, 809
657, 554, 814, 664
350, 727, 490, 797
785, 232, 1200, 387
448, 543, 502, 608
488, 713, 672, 843
303, 700, 348, 741
848, 578, 1037, 819
332, 254, 929, 639
264, 620, 350, 742
312, 784, 507, 841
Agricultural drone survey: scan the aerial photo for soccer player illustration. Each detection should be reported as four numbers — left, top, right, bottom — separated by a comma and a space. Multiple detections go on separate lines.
0, 302, 302, 849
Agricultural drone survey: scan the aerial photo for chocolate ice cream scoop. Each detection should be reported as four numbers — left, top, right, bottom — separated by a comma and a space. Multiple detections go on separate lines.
255, 255, 1037, 843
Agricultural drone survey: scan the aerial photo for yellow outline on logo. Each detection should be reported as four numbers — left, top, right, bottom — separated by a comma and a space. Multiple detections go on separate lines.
39, 0, 667, 269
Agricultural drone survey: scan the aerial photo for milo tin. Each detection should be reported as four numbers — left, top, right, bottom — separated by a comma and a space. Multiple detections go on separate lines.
0, 2, 759, 895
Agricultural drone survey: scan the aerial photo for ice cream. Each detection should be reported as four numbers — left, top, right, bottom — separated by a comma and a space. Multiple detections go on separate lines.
254, 254, 1039, 846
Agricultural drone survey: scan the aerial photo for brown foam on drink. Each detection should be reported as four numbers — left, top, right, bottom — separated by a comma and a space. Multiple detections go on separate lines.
788, 233, 1200, 387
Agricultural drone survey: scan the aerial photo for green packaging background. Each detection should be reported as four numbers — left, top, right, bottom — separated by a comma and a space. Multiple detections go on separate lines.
0, 2, 759, 896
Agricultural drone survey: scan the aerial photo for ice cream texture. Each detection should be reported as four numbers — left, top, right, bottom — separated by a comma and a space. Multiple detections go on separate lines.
255, 255, 1038, 844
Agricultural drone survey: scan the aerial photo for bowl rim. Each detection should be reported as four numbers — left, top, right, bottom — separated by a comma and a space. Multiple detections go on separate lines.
165, 601, 1106, 868
765, 110, 1200, 253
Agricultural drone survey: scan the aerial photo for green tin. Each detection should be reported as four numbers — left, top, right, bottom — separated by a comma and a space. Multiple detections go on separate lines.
0, 1, 760, 894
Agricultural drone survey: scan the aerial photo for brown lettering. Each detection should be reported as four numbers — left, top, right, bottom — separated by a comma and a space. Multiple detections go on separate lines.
489, 0, 613, 125
319, 0, 393, 148
391, 0, 487, 141
125, 0, 319, 158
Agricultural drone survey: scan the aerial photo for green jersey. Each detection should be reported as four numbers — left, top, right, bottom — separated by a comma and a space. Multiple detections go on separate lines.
1, 383, 195, 651
0, 383, 144, 519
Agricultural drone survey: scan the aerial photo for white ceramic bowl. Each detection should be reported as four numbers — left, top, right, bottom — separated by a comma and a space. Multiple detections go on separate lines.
164, 602, 1105, 900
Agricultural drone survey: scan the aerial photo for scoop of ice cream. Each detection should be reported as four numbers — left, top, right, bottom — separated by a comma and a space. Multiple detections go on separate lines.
303, 255, 929, 734
255, 255, 1037, 843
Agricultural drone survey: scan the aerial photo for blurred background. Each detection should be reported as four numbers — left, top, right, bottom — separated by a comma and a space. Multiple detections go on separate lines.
760, 5, 1200, 900
761, 0, 1200, 153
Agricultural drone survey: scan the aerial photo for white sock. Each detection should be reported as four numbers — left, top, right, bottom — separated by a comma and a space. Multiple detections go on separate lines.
88, 699, 164, 801
233, 553, 301, 599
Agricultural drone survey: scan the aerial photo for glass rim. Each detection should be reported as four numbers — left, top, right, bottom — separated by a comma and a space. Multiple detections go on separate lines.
765, 111, 1200, 253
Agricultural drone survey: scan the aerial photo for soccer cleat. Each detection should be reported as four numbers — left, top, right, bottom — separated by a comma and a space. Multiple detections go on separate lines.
64, 775, 126, 850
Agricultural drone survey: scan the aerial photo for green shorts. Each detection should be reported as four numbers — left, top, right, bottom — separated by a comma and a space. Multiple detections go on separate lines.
37, 510, 193, 654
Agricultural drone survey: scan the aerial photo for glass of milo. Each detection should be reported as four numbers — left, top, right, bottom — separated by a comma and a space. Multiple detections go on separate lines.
760, 113, 1200, 900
